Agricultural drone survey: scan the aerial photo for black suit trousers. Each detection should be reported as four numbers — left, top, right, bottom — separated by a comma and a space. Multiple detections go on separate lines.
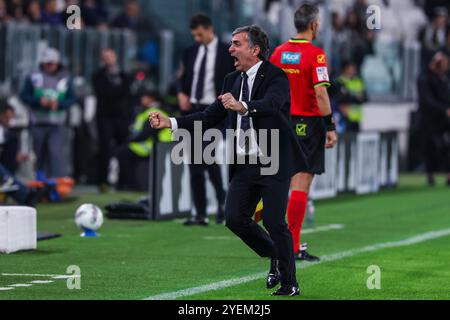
225, 164, 297, 286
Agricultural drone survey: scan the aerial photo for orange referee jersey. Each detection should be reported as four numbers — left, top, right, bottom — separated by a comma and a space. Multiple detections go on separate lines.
270, 39, 331, 117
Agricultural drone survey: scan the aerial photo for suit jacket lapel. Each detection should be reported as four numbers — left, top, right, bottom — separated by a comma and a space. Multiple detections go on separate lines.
251, 61, 268, 100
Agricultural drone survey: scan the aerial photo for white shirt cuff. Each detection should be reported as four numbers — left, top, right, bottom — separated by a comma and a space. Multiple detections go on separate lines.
169, 117, 178, 131
241, 102, 249, 116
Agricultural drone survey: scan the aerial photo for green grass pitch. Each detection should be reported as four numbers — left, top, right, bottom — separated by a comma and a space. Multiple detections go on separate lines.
0, 174, 449, 300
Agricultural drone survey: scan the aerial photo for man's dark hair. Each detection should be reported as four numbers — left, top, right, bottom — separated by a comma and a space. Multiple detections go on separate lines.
294, 3, 319, 33
232, 25, 270, 61
190, 13, 212, 29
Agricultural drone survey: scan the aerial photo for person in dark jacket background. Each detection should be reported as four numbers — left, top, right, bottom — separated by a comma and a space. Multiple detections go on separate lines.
92, 48, 132, 192
417, 51, 450, 186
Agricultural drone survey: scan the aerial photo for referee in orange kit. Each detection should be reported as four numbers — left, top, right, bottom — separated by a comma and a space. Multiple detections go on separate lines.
269, 3, 337, 261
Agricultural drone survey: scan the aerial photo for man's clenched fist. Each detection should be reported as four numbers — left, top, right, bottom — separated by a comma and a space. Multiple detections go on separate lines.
149, 112, 171, 129
219, 93, 246, 114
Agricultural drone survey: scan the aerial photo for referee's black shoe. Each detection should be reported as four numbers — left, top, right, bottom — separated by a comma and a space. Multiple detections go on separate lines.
296, 250, 320, 262
266, 258, 280, 289
296, 243, 320, 262
272, 285, 300, 297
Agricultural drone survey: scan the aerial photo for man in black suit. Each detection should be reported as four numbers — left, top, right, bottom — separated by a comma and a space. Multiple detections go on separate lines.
177, 14, 235, 226
92, 49, 132, 192
151, 25, 307, 296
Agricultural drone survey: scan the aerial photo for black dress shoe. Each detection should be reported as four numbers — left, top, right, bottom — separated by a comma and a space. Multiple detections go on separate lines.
183, 218, 209, 226
272, 285, 300, 296
296, 250, 320, 262
266, 258, 280, 289
296, 243, 320, 262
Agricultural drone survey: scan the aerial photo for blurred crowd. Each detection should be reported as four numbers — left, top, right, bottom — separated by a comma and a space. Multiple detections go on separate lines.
0, 0, 155, 32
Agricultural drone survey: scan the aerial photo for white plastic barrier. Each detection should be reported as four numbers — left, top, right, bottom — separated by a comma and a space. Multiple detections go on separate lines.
0, 206, 37, 254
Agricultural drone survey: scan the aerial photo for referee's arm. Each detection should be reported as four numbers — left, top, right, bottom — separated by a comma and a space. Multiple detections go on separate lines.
315, 85, 332, 117
315, 85, 337, 148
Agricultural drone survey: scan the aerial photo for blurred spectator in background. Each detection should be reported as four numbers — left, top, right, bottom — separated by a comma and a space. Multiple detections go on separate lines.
331, 61, 367, 133
111, 0, 156, 65
0, 103, 47, 206
177, 13, 234, 226
81, 0, 108, 28
111, 0, 153, 34
417, 51, 450, 186
445, 28, 450, 59
6, 0, 25, 22
343, 8, 374, 70
0, 100, 28, 174
41, 0, 63, 26
330, 11, 347, 75
20, 47, 75, 179
25, 0, 42, 23
0, 0, 9, 26
0, 101, 25, 173
352, 0, 368, 23
420, 7, 448, 66
424, 0, 450, 20
115, 91, 172, 191
92, 48, 132, 193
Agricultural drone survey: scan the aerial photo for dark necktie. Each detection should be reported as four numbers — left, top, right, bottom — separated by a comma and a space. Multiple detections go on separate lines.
239, 72, 250, 151
240, 72, 250, 131
195, 45, 208, 102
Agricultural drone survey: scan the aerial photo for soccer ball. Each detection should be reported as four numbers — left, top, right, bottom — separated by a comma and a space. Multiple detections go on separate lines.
74, 203, 104, 232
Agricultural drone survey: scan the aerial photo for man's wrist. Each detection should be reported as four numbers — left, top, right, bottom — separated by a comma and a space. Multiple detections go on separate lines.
239, 102, 249, 116
323, 114, 336, 131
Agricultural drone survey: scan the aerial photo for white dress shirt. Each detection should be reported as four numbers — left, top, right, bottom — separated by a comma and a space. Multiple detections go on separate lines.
170, 60, 263, 156
236, 61, 263, 156
190, 37, 218, 105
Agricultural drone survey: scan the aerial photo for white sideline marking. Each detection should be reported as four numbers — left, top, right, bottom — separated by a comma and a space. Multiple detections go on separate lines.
30, 280, 54, 284
9, 284, 33, 287
51, 275, 80, 279
0, 273, 78, 292
204, 224, 345, 241
302, 224, 344, 234
145, 228, 450, 300
1, 273, 79, 279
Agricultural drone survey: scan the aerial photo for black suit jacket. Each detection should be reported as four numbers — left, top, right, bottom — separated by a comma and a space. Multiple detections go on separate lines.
176, 61, 308, 181
92, 67, 132, 119
179, 40, 235, 98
